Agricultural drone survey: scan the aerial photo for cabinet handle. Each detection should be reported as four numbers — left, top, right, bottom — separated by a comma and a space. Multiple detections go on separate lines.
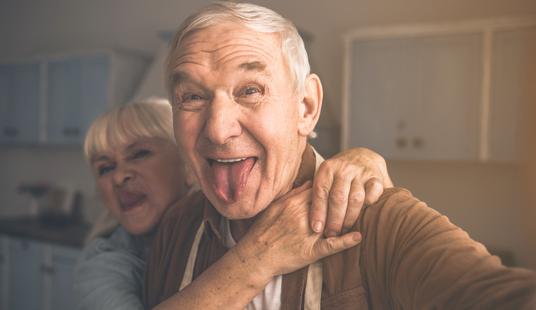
413, 137, 424, 149
396, 137, 407, 149
3, 126, 18, 137
62, 127, 80, 136
40, 264, 55, 275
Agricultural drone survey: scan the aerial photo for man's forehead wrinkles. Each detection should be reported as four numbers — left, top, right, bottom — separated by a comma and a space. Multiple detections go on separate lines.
213, 50, 271, 68
238, 61, 266, 71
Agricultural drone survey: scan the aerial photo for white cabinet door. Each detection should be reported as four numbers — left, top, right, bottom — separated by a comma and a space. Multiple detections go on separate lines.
489, 26, 536, 161
46, 245, 80, 310
8, 237, 43, 310
346, 32, 482, 160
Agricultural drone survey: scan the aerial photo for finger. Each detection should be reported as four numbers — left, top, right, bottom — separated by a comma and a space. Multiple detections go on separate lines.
364, 177, 384, 205
310, 165, 335, 233
314, 231, 362, 258
324, 175, 352, 237
342, 179, 365, 233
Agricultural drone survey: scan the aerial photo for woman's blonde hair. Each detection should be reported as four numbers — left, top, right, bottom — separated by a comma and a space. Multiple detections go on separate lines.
84, 98, 174, 162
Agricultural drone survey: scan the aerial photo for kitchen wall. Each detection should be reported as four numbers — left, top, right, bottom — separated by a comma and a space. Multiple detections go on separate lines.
0, 0, 535, 267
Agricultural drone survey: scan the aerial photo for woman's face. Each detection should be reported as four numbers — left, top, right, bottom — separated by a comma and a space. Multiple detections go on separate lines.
91, 137, 187, 235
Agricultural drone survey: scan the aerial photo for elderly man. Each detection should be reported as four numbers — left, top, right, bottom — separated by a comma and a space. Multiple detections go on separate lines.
145, 2, 536, 309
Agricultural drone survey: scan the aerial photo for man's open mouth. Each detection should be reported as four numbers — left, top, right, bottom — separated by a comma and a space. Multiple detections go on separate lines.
208, 156, 257, 203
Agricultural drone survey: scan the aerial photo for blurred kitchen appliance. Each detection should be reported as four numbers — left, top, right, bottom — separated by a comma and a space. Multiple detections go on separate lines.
17, 182, 82, 225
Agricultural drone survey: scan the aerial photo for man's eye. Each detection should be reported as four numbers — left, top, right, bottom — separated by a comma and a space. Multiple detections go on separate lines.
244, 86, 260, 95
175, 93, 207, 111
236, 85, 264, 106
97, 165, 115, 176
184, 94, 203, 101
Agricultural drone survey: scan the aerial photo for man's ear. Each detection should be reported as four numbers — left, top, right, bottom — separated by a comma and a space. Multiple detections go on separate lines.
297, 73, 323, 137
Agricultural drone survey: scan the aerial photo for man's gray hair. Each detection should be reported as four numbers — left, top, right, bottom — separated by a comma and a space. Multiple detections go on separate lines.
166, 1, 310, 95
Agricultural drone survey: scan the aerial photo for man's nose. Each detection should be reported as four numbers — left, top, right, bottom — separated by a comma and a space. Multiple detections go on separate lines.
112, 164, 134, 186
204, 94, 242, 145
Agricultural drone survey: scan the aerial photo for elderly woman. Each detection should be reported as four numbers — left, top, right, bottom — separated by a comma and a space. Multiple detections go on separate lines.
74, 98, 392, 309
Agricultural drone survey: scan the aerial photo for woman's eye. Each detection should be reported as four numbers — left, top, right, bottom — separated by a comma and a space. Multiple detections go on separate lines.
132, 149, 151, 160
97, 165, 115, 176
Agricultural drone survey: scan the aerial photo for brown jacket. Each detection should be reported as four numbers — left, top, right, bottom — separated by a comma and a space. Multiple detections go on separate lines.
144, 149, 536, 309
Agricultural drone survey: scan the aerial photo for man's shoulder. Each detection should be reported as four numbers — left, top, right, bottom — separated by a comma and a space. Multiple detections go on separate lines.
160, 190, 207, 227
358, 187, 459, 250
360, 187, 440, 226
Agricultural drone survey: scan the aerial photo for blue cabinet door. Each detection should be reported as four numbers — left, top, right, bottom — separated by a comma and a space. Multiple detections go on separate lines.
47, 55, 109, 144
49, 245, 80, 310
0, 63, 40, 144
0, 236, 7, 310
8, 238, 43, 310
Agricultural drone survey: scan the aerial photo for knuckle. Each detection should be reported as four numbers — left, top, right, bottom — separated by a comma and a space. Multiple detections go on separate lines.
348, 191, 365, 205
325, 238, 337, 251
326, 220, 343, 232
314, 185, 330, 200
337, 166, 355, 179
329, 190, 347, 205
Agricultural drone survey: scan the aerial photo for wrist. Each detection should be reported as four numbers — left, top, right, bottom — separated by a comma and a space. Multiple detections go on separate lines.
230, 242, 274, 290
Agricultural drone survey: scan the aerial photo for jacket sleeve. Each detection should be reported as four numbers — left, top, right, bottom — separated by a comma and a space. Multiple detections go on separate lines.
74, 229, 146, 310
361, 188, 536, 309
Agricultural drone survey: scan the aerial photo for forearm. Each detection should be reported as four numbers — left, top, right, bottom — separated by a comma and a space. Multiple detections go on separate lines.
153, 246, 272, 310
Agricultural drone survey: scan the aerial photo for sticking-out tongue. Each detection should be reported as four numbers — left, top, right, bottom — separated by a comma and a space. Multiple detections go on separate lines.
211, 157, 256, 203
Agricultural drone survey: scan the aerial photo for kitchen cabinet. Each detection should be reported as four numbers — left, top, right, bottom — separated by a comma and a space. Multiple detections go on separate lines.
45, 245, 80, 310
7, 237, 43, 310
344, 33, 482, 160
489, 26, 536, 161
0, 50, 147, 145
46, 51, 147, 144
0, 237, 7, 310
0, 62, 41, 144
0, 235, 82, 310
342, 19, 536, 161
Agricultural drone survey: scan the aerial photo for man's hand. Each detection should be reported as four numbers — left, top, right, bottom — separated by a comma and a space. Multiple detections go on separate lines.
310, 147, 393, 237
233, 182, 361, 282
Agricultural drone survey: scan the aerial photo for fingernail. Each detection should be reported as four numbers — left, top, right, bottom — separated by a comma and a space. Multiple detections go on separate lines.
352, 232, 362, 241
312, 221, 323, 233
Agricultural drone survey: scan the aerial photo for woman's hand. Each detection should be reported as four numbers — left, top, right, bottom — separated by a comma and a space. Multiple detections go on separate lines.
233, 182, 361, 282
310, 147, 393, 237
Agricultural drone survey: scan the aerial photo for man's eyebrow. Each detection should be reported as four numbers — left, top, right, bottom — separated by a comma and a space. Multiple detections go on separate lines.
170, 71, 192, 86
238, 61, 267, 72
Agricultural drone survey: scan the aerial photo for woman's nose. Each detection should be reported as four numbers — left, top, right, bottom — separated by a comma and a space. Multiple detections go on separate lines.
112, 164, 134, 186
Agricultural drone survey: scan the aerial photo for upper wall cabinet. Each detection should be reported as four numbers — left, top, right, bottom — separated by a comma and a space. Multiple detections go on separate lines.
0, 63, 41, 144
342, 19, 536, 161
0, 50, 147, 145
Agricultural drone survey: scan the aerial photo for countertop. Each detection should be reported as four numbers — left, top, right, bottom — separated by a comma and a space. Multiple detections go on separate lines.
0, 217, 90, 248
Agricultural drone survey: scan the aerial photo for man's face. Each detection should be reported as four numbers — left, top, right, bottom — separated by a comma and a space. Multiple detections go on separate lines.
169, 22, 310, 219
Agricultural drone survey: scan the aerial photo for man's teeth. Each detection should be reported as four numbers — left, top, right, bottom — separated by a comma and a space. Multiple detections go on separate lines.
214, 157, 247, 163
